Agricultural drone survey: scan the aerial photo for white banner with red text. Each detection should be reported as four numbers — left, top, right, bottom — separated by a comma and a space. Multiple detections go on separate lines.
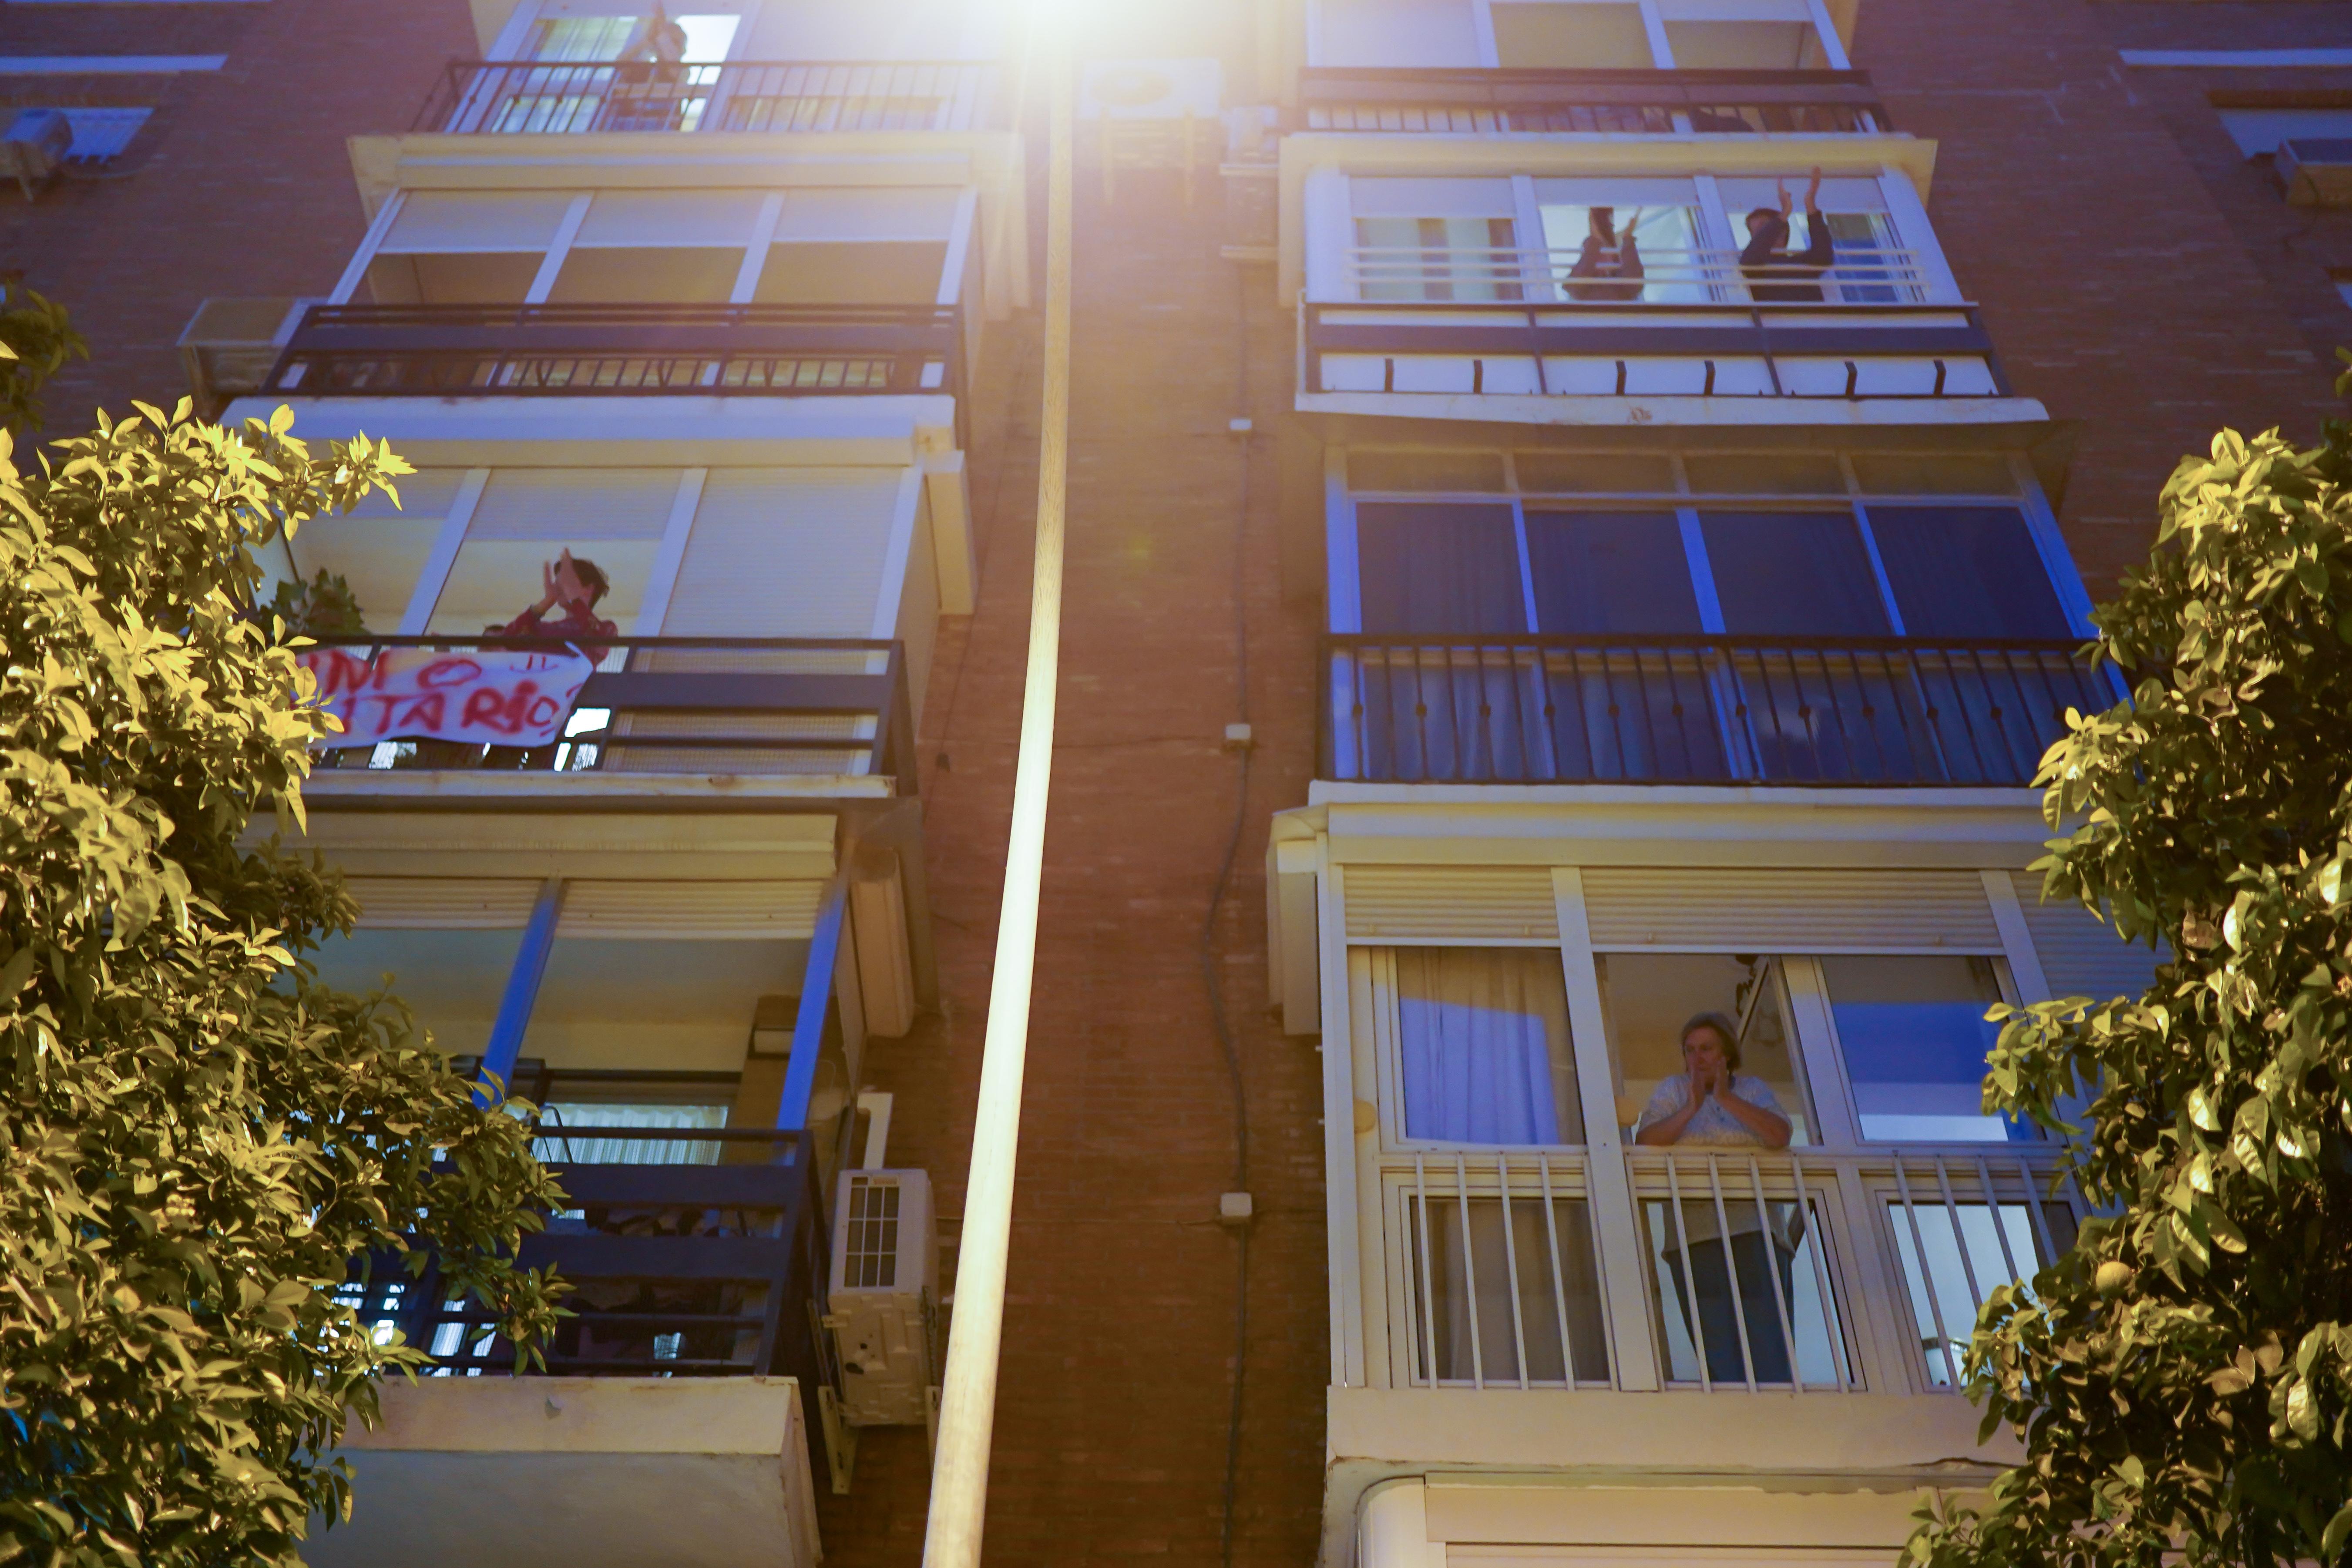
299, 645, 597, 749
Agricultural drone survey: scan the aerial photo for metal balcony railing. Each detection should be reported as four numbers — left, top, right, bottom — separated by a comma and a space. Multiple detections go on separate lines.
1323, 634, 2107, 786
1304, 299, 2010, 399
415, 58, 1002, 135
264, 303, 964, 410
306, 635, 917, 788
341, 1127, 829, 1379
1345, 243, 1945, 305
1298, 66, 1890, 135
1383, 1145, 2077, 1394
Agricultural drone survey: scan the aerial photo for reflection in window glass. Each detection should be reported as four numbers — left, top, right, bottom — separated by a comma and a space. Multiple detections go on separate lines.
1354, 215, 1521, 302
1822, 956, 2022, 1142
1865, 506, 2070, 639
1394, 947, 1581, 1145
1354, 502, 1525, 633
1888, 1199, 2075, 1386
1700, 510, 1890, 636
1525, 511, 1700, 635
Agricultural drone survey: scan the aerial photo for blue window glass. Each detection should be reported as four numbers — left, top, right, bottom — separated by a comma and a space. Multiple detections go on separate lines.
1865, 506, 2071, 638
1355, 502, 1525, 633
1525, 511, 1702, 634
1699, 511, 1890, 636
1820, 956, 2029, 1142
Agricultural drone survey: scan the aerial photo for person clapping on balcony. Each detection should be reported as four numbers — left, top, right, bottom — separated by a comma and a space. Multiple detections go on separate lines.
1564, 207, 1646, 302
1636, 1012, 1801, 1385
1739, 168, 1834, 303
493, 548, 618, 659
1633, 1012, 1791, 1150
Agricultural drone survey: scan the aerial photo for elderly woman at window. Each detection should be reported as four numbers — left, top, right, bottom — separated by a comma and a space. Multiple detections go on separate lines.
1634, 1011, 1791, 1149
1636, 1011, 1800, 1386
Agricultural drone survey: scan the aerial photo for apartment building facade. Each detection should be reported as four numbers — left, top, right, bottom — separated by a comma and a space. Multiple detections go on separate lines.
3, 0, 2350, 1565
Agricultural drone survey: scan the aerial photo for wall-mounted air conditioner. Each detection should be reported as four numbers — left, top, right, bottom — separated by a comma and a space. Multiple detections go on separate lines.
1, 110, 71, 201
824, 1167, 938, 1427
2278, 138, 2352, 206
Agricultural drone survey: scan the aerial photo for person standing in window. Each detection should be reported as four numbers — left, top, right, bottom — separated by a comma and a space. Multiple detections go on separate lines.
492, 549, 618, 660
1564, 207, 1645, 302
1637, 1011, 1800, 1385
1635, 1011, 1791, 1148
1739, 168, 1833, 304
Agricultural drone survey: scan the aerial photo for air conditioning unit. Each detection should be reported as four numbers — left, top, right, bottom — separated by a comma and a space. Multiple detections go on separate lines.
2278, 138, 2352, 206
824, 1168, 937, 1427
2, 109, 72, 201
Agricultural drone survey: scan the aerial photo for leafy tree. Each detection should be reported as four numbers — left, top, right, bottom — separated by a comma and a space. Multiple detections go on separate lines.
1903, 413, 2352, 1568
0, 349, 567, 1567
0, 279, 87, 436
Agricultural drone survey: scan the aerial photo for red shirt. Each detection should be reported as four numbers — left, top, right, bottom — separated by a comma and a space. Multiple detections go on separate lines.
491, 598, 619, 661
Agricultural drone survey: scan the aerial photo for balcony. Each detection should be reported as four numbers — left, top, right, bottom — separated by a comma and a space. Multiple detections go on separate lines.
414, 58, 1002, 136
303, 636, 916, 788
1299, 66, 1891, 136
313, 1125, 830, 1568
1323, 634, 2105, 786
1307, 239, 2009, 403
263, 303, 964, 408
1377, 1143, 2073, 1395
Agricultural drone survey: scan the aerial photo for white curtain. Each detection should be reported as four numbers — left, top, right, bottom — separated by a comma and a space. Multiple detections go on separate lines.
533, 1101, 726, 1165
1395, 948, 1581, 1144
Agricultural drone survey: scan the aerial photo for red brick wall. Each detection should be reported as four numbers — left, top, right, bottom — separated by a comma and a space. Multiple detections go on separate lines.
1855, 0, 2348, 592
0, 0, 476, 430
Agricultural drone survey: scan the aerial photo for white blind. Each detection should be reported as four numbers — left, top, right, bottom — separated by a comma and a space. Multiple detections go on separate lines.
1532, 177, 1702, 208
1343, 866, 1559, 943
1318, 0, 1481, 68
2011, 873, 2171, 1004
573, 190, 767, 248
1581, 869, 2004, 952
338, 468, 466, 522
662, 468, 901, 637
557, 880, 823, 939
1714, 175, 1891, 215
1349, 177, 1516, 218
773, 187, 964, 242
378, 191, 575, 254
347, 878, 545, 929
466, 469, 682, 541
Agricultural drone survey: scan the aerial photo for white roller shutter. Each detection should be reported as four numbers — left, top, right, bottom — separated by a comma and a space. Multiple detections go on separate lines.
1343, 865, 1559, 943
557, 880, 823, 939
339, 469, 467, 522
347, 878, 544, 929
1714, 175, 1892, 214
661, 468, 902, 637
1531, 177, 1702, 208
379, 192, 575, 254
573, 190, 766, 248
1581, 869, 2003, 952
774, 187, 964, 241
2011, 873, 2171, 1003
1349, 177, 1517, 218
466, 469, 682, 542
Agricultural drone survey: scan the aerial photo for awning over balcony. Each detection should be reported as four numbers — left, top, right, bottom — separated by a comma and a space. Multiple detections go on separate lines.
307, 1376, 822, 1568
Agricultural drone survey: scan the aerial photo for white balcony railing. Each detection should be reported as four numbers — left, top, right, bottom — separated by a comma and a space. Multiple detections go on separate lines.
1344, 244, 1948, 307
1381, 1145, 2077, 1396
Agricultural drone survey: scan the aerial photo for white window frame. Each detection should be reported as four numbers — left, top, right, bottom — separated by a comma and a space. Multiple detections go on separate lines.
486, 0, 764, 63
1308, 0, 1848, 71
1315, 168, 1958, 309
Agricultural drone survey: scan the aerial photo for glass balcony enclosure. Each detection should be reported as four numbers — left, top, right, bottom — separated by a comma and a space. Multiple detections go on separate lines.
1335, 865, 2137, 1398
1299, 169, 2008, 404
1321, 446, 2103, 785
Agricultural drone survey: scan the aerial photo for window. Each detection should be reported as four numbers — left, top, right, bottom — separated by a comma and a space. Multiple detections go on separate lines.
1319, 0, 1482, 67
1537, 195, 1708, 305
1700, 510, 1891, 637
1889, 1195, 2076, 1387
1350, 178, 1520, 302
1491, 2, 1654, 69
533, 1101, 728, 1164
1405, 1187, 1610, 1384
1391, 947, 1582, 1145
2215, 106, 2352, 158
1525, 512, 1701, 635
1356, 502, 1526, 633
1867, 506, 2070, 638
283, 470, 468, 633
1819, 955, 2023, 1142
1596, 953, 1811, 1145
427, 468, 682, 638
1662, 18, 1828, 69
